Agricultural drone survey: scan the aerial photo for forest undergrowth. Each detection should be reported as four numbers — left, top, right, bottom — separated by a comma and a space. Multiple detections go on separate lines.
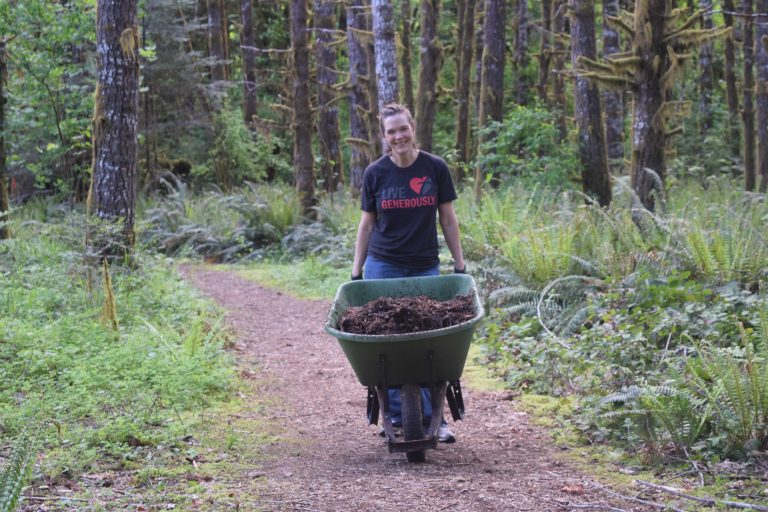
2, 176, 768, 509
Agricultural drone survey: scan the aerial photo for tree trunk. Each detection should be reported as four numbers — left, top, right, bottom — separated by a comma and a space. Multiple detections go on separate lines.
602, 0, 624, 173
207, 0, 228, 82
473, 0, 485, 119
400, 0, 416, 112
347, 0, 373, 193
372, 0, 400, 111
756, 0, 768, 192
552, 0, 567, 141
314, 0, 343, 192
88, 0, 140, 258
475, 0, 506, 198
569, 0, 611, 207
743, 0, 756, 190
240, 0, 258, 126
630, 0, 669, 211
513, 0, 530, 105
416, 0, 441, 152
291, 0, 316, 215
698, 0, 714, 134
722, 0, 740, 160
0, 39, 9, 240
537, 0, 553, 104
455, 0, 476, 175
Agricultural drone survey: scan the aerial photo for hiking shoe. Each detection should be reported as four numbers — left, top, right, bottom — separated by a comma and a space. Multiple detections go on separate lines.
438, 424, 456, 443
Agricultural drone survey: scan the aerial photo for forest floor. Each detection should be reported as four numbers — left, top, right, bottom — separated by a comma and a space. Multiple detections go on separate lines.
176, 265, 662, 512
20, 265, 670, 511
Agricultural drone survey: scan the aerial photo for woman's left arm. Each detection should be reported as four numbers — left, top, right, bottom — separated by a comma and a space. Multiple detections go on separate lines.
438, 201, 466, 272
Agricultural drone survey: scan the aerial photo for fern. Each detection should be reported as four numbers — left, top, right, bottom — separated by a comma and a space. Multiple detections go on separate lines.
0, 433, 35, 512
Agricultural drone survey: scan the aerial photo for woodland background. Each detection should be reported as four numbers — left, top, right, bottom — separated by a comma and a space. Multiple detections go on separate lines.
2, 0, 768, 509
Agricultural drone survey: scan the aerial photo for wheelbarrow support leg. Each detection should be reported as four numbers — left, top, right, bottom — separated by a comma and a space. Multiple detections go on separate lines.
376, 354, 399, 444
366, 386, 379, 425
446, 380, 465, 421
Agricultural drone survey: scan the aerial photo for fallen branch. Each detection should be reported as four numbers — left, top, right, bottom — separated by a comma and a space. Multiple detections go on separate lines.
560, 501, 630, 512
590, 482, 687, 512
636, 480, 768, 511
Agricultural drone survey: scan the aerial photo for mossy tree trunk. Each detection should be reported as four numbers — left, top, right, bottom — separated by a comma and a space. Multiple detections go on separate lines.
399, 0, 415, 112
372, 0, 400, 111
698, 0, 714, 134
537, 0, 553, 104
602, 0, 624, 173
743, 0, 756, 190
630, 0, 669, 211
207, 0, 228, 82
552, 0, 568, 141
513, 0, 530, 105
291, 0, 316, 215
569, 0, 611, 207
454, 0, 476, 176
346, 0, 373, 193
472, 0, 484, 120
314, 0, 343, 192
88, 0, 139, 258
722, 0, 741, 161
0, 38, 9, 240
756, 0, 768, 192
240, 0, 258, 126
416, 0, 441, 152
475, 0, 506, 199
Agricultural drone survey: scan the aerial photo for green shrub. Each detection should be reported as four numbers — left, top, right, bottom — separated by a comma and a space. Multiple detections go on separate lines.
475, 105, 580, 188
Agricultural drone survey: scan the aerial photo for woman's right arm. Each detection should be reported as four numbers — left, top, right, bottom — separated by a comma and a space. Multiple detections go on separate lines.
352, 211, 377, 278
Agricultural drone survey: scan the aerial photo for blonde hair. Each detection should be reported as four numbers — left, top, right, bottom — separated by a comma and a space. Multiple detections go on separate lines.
378, 103, 418, 155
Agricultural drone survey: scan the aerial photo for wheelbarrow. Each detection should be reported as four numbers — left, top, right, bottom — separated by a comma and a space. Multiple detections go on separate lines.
324, 274, 484, 462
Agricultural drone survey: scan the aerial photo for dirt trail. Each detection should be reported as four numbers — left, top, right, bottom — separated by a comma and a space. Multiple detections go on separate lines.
182, 266, 657, 512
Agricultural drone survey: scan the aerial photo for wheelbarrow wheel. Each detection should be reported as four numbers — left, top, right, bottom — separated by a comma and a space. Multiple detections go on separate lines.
401, 385, 426, 463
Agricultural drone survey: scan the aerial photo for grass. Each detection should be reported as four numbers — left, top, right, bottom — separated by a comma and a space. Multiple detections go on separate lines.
0, 212, 281, 510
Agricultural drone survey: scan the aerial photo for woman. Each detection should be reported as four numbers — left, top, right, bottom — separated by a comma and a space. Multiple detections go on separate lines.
351, 103, 466, 442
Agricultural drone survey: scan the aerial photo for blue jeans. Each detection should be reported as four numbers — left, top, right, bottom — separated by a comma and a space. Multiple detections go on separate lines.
363, 256, 441, 426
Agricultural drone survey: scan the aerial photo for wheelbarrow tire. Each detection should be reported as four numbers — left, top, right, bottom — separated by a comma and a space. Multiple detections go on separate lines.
401, 385, 426, 463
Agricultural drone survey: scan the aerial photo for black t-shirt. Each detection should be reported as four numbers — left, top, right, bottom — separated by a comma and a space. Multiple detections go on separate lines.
361, 151, 457, 268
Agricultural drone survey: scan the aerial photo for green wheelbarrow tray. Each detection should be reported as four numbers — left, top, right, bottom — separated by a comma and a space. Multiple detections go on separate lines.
324, 274, 484, 387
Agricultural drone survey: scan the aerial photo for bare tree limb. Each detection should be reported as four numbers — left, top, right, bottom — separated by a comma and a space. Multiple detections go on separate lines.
635, 480, 768, 511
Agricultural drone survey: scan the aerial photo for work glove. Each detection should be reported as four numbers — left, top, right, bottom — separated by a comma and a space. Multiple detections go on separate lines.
351, 274, 363, 281
454, 266, 466, 274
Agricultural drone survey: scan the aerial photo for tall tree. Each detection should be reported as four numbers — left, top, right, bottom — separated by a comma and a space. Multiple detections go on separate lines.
87, 0, 139, 257
240, 0, 258, 126
722, 0, 740, 159
537, 0, 553, 104
743, 0, 756, 190
698, 0, 714, 133
602, 0, 624, 173
372, 0, 400, 120
346, 0, 374, 192
569, 0, 611, 206
552, 0, 567, 141
291, 0, 315, 214
454, 0, 476, 174
756, 0, 768, 191
475, 0, 506, 198
579, 1, 730, 211
512, 0, 530, 104
399, 0, 416, 112
207, 0, 228, 82
415, 0, 441, 152
314, 0, 343, 192
0, 37, 9, 240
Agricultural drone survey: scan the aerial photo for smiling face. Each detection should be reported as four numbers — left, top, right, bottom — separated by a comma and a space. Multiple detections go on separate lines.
382, 113, 416, 158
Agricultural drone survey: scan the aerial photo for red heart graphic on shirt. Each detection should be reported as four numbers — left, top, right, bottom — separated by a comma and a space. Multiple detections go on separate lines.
409, 176, 428, 194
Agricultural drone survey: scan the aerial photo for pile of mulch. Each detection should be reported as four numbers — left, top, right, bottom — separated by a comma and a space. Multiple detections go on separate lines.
338, 293, 476, 335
